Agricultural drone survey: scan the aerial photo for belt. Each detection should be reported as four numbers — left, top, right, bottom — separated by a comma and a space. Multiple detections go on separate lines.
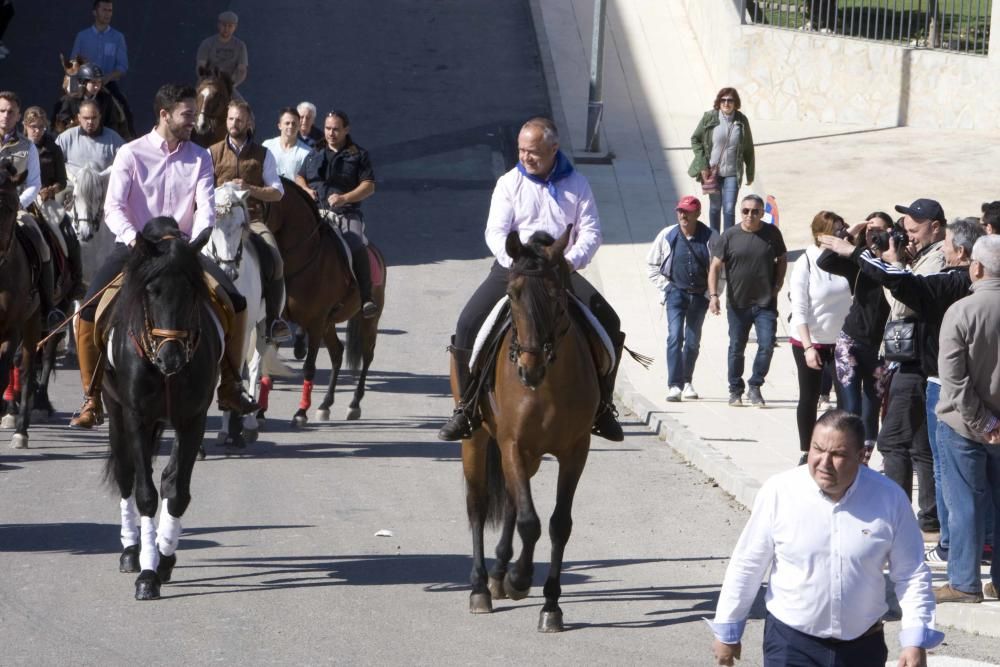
822, 621, 884, 645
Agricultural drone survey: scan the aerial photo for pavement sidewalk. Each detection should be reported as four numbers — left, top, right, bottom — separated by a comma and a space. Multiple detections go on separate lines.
530, 0, 1000, 639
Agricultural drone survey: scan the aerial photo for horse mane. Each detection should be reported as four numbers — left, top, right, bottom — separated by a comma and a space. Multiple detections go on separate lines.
281, 176, 320, 217
73, 162, 103, 213
116, 220, 210, 332
509, 232, 571, 342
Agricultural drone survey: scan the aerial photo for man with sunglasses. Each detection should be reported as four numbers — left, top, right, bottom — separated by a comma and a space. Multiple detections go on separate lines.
708, 194, 787, 407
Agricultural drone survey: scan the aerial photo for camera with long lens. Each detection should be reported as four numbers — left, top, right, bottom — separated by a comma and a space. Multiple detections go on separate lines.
870, 225, 909, 253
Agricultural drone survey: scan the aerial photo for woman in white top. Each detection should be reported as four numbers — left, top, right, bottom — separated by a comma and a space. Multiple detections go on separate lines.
789, 211, 852, 463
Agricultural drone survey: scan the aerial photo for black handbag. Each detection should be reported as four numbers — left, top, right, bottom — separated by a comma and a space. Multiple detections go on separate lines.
883, 318, 919, 363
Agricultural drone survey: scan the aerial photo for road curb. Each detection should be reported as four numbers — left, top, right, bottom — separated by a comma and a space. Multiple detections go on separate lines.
615, 376, 761, 511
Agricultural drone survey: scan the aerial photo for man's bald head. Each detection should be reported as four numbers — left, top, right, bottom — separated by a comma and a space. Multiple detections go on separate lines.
517, 117, 559, 177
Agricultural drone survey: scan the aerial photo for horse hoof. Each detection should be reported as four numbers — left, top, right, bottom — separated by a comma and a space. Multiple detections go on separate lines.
244, 428, 259, 444
119, 544, 140, 573
292, 412, 308, 428
315, 408, 330, 422
0, 414, 15, 429
488, 576, 507, 600
134, 570, 161, 600
10, 433, 27, 449
469, 592, 493, 614
156, 552, 177, 583
346, 407, 361, 421
256, 415, 267, 431
504, 572, 530, 601
538, 610, 564, 633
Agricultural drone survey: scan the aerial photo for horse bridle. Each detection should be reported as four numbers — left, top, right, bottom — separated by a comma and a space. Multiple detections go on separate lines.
195, 83, 226, 134
208, 234, 244, 277
507, 266, 571, 369
132, 298, 202, 375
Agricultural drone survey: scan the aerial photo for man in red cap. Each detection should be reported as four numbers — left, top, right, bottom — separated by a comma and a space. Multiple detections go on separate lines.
646, 195, 720, 401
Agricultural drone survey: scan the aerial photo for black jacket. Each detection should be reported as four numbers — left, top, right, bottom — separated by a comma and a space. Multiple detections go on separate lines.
854, 249, 972, 378
817, 245, 889, 347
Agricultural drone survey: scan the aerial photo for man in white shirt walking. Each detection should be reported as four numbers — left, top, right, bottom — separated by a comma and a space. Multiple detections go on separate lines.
710, 410, 943, 666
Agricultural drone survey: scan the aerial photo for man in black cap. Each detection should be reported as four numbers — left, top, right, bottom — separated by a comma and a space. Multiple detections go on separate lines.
877, 197, 947, 537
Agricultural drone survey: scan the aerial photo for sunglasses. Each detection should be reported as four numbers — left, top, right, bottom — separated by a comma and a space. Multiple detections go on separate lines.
741, 208, 763, 216
720, 97, 736, 103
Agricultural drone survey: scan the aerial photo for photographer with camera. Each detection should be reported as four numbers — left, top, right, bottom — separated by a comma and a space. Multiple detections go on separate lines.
823, 216, 982, 578
816, 213, 892, 457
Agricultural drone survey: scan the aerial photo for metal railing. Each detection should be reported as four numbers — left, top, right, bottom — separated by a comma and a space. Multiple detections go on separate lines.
742, 1, 992, 54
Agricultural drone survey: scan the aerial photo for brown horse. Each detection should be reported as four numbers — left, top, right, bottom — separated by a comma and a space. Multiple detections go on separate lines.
457, 227, 599, 632
267, 178, 386, 425
0, 163, 41, 449
192, 67, 233, 148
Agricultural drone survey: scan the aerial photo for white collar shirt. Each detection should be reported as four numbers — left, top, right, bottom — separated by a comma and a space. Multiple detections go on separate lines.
710, 465, 943, 649
484, 165, 601, 272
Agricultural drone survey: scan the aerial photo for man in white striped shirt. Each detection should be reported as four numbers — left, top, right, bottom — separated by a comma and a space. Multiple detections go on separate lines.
710, 410, 942, 666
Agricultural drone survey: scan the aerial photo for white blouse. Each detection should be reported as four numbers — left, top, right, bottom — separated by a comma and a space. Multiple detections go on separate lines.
789, 244, 852, 345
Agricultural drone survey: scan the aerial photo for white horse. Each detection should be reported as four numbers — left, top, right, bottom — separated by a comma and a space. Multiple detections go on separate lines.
205, 184, 289, 448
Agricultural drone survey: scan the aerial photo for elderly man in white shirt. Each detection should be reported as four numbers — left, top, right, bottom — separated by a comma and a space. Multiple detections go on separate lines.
437, 117, 625, 443
710, 410, 943, 667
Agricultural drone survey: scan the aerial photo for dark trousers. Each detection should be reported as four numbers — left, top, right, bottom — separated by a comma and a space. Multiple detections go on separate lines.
726, 303, 777, 394
878, 367, 937, 531
792, 345, 843, 452
763, 613, 887, 667
454, 260, 620, 351
80, 243, 245, 322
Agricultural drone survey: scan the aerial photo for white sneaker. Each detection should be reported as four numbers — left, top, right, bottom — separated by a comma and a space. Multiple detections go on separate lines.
666, 386, 682, 402
682, 383, 699, 400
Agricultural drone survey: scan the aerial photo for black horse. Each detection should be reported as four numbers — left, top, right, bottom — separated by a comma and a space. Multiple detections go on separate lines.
102, 217, 221, 600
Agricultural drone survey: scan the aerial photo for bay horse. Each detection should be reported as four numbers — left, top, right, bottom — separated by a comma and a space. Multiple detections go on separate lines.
192, 67, 232, 148
457, 227, 599, 633
102, 218, 221, 600
267, 178, 386, 425
0, 163, 40, 449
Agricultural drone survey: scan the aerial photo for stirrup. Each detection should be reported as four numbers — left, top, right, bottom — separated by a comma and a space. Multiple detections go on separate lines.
45, 309, 67, 332
267, 319, 293, 344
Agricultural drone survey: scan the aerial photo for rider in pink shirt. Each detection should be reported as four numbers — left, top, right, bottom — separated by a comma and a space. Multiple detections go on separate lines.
70, 83, 258, 430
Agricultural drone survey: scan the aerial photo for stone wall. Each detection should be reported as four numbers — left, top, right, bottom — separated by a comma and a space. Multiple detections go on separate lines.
683, 0, 1000, 130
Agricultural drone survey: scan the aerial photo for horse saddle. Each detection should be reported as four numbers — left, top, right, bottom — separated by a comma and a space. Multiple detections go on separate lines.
94, 270, 236, 348
469, 294, 615, 380
316, 211, 385, 289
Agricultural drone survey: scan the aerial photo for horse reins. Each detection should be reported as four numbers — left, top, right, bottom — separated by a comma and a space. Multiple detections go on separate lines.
507, 265, 571, 368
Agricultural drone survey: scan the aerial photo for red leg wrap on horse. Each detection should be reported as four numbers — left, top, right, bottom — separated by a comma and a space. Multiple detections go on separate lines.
259, 376, 272, 411
2, 369, 13, 401
299, 379, 313, 410
11, 367, 21, 394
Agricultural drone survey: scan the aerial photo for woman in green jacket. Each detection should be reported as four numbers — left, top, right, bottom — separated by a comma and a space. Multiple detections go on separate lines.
689, 87, 755, 233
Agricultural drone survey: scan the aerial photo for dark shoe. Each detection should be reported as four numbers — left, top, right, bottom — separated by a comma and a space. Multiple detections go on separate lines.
362, 301, 378, 319
728, 392, 743, 406
267, 319, 293, 344
934, 584, 982, 604
592, 403, 624, 442
798, 452, 808, 466
438, 406, 473, 441
748, 386, 766, 408
293, 332, 307, 360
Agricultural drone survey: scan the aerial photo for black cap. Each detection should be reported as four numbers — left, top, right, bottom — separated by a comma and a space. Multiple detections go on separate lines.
894, 198, 945, 223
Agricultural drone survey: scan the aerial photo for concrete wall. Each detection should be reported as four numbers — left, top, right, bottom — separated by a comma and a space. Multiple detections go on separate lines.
683, 0, 1000, 130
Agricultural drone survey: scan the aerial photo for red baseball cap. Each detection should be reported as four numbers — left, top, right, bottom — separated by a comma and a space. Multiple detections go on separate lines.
676, 195, 701, 212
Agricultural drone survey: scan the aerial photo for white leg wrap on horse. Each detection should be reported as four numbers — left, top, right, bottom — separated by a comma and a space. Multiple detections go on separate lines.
139, 516, 159, 572
156, 499, 182, 557
120, 496, 139, 548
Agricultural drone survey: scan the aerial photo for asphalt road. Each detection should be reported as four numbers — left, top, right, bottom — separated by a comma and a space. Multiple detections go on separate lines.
1, 2, 998, 665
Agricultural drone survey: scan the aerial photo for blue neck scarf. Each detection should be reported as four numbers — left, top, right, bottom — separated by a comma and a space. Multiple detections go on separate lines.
517, 150, 574, 199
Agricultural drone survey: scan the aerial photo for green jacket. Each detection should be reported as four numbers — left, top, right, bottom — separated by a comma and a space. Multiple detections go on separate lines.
688, 110, 755, 185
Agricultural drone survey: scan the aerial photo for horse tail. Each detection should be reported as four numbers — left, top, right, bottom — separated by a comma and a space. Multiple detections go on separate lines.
346, 316, 363, 371
484, 437, 507, 528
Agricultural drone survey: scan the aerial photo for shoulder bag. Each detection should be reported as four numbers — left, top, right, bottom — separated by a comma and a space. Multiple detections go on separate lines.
883, 318, 919, 363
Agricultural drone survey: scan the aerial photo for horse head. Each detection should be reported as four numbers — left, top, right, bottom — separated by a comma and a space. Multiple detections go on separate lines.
194, 67, 233, 137
505, 226, 573, 388
0, 160, 18, 260
121, 217, 211, 376
207, 184, 250, 281
66, 163, 106, 242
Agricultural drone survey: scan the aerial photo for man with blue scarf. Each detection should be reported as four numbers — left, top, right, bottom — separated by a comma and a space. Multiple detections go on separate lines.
438, 117, 625, 441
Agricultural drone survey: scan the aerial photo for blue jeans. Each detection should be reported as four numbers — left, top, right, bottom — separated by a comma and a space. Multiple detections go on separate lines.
708, 175, 739, 234
726, 304, 777, 395
834, 334, 882, 443
937, 421, 1000, 593
665, 285, 709, 388
926, 382, 949, 551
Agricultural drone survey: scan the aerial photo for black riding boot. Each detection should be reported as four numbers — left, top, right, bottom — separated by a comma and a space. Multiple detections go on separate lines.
438, 342, 479, 441
592, 332, 625, 442
249, 233, 291, 343
61, 218, 85, 299
38, 259, 65, 332
352, 247, 378, 318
